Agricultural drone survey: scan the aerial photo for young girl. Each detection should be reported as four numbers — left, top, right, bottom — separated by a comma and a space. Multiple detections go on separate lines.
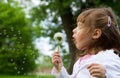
52, 7, 120, 78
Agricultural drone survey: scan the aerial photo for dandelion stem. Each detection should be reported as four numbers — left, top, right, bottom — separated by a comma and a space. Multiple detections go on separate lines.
57, 45, 60, 52
57, 42, 61, 52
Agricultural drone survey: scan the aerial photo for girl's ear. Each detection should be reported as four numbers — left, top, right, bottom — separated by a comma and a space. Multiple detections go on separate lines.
92, 29, 102, 39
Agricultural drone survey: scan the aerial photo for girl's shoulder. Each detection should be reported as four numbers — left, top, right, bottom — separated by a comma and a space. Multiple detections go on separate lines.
89, 49, 120, 63
96, 49, 119, 58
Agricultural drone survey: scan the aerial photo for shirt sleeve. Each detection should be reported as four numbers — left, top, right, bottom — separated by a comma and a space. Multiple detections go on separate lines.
105, 57, 120, 78
51, 66, 72, 78
87, 50, 120, 78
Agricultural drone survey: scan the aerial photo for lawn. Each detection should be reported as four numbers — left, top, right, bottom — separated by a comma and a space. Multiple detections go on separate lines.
0, 74, 55, 78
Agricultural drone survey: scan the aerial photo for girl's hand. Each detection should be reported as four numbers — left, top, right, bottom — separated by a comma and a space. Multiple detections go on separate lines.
52, 52, 63, 72
87, 63, 106, 78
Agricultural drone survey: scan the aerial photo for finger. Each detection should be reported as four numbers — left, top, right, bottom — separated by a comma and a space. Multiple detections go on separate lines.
88, 65, 100, 71
89, 68, 105, 78
88, 65, 106, 78
90, 73, 101, 78
52, 56, 62, 63
87, 63, 103, 72
52, 59, 60, 65
87, 63, 100, 69
89, 68, 100, 75
52, 56, 61, 61
91, 72, 106, 78
53, 52, 61, 57
87, 63, 106, 78
88, 63, 105, 71
88, 64, 101, 74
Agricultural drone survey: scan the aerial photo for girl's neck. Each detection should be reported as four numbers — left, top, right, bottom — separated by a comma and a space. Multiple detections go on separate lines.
86, 47, 102, 55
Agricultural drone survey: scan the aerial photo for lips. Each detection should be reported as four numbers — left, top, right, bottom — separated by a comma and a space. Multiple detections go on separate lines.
72, 38, 76, 44
72, 34, 76, 44
72, 35, 75, 43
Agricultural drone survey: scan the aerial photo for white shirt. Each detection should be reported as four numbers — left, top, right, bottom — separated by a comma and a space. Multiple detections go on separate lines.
52, 49, 120, 78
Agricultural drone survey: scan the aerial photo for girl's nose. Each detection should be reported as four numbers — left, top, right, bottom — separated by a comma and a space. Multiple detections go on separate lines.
73, 28, 76, 33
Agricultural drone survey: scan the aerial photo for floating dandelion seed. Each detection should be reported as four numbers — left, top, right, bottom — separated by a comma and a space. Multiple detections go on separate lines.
54, 32, 64, 51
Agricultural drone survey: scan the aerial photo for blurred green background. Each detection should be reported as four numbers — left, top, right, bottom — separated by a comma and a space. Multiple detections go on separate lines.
0, 0, 120, 78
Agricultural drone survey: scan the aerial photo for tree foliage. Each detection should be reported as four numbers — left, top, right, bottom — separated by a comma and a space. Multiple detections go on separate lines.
0, 1, 39, 75
30, 0, 120, 74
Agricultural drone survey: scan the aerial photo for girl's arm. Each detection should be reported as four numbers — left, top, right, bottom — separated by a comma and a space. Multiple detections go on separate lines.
105, 59, 120, 78
51, 52, 72, 78
51, 66, 71, 78
87, 52, 120, 78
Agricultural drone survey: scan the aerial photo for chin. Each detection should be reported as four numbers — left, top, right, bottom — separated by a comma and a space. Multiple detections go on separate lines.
76, 46, 81, 50
77, 46, 86, 51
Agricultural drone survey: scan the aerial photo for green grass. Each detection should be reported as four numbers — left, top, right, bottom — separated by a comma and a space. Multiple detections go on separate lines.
0, 74, 55, 78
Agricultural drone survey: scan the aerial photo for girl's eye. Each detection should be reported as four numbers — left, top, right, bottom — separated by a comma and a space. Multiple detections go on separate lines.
77, 26, 82, 29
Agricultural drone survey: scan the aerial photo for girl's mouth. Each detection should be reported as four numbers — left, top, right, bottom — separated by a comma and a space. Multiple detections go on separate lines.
72, 38, 76, 44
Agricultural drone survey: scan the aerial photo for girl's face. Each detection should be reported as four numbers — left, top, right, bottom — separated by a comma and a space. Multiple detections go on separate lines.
72, 22, 92, 50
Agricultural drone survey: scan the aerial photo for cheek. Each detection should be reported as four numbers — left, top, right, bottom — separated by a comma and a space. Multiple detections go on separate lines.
77, 31, 87, 40
77, 33, 92, 50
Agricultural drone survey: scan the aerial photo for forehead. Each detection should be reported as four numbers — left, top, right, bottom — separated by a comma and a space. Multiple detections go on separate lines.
77, 22, 88, 28
77, 22, 86, 27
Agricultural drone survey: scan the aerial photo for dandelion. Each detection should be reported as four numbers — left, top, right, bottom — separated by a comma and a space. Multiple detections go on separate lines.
54, 32, 64, 72
54, 32, 64, 51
